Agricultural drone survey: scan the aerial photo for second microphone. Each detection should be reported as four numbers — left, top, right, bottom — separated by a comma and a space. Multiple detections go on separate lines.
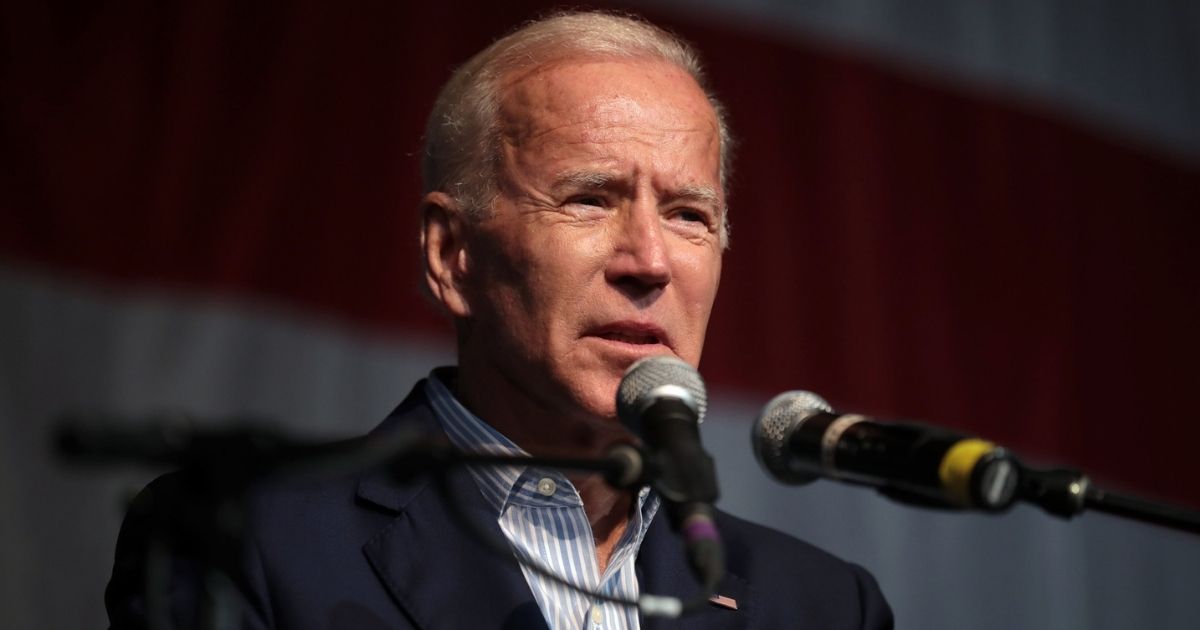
753, 391, 1021, 511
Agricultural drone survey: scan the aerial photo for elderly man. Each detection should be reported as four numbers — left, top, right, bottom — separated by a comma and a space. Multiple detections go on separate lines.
108, 11, 891, 630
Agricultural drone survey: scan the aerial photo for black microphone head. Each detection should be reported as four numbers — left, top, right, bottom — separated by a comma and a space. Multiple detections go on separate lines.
616, 356, 708, 428
753, 390, 833, 484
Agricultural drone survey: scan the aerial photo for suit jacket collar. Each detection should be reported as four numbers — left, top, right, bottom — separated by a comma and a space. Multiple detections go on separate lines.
356, 382, 549, 630
354, 380, 747, 629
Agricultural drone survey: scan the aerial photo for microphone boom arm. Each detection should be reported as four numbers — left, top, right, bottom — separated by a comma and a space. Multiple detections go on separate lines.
1019, 465, 1200, 535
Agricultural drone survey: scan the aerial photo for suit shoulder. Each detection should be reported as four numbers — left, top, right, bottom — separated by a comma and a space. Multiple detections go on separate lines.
715, 509, 852, 571
714, 509, 894, 629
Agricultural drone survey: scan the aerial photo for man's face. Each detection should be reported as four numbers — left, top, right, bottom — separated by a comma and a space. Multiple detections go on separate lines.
455, 56, 724, 423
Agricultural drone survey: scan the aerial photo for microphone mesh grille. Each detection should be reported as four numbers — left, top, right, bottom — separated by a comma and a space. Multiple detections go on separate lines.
753, 390, 832, 483
616, 356, 708, 425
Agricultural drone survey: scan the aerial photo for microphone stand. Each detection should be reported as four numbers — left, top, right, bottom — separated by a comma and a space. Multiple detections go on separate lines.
54, 421, 651, 630
387, 442, 649, 488
1019, 465, 1200, 535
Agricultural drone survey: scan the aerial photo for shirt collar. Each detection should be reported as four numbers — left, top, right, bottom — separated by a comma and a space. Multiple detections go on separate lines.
424, 368, 659, 522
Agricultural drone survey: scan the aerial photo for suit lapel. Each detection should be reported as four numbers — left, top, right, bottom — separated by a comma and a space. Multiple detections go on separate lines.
355, 386, 549, 630
352, 383, 749, 630
638, 515, 748, 630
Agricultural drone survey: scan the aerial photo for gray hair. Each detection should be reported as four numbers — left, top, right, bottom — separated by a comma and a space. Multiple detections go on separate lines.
421, 10, 733, 245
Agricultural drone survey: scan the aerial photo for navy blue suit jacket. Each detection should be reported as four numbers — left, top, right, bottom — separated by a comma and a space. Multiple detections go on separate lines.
107, 381, 893, 629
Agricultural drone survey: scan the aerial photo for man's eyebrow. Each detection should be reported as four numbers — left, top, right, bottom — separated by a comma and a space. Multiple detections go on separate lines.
551, 171, 722, 208
551, 170, 618, 191
673, 183, 722, 207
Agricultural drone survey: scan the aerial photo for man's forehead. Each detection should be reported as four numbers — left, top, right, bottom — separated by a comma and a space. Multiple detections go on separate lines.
498, 57, 718, 140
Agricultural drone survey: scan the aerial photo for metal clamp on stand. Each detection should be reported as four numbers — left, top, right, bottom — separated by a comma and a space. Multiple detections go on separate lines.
1020, 464, 1200, 535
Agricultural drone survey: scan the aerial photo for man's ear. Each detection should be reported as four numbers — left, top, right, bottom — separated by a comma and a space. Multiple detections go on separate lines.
420, 192, 472, 318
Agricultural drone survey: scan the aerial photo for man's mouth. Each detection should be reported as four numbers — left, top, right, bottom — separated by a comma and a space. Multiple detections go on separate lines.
597, 330, 661, 345
588, 322, 670, 348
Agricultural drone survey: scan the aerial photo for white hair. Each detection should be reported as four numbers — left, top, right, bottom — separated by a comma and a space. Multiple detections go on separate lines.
421, 10, 733, 244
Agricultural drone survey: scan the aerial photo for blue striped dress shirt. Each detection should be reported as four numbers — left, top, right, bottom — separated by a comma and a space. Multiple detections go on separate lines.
425, 370, 660, 630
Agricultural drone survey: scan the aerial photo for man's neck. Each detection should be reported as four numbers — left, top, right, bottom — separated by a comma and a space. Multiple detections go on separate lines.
449, 363, 636, 571
573, 473, 633, 575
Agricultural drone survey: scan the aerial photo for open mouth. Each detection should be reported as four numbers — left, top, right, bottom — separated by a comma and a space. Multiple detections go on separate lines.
597, 330, 662, 345
588, 322, 670, 349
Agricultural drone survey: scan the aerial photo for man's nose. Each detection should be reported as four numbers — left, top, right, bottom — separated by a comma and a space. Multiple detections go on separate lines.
605, 201, 671, 295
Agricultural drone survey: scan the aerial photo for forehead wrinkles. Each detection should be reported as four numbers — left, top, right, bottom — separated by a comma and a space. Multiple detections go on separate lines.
494, 60, 724, 214
500, 92, 659, 151
498, 100, 722, 195
498, 59, 716, 144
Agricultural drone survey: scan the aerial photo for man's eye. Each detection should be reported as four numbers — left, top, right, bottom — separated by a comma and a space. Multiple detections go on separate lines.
569, 196, 606, 208
675, 209, 708, 224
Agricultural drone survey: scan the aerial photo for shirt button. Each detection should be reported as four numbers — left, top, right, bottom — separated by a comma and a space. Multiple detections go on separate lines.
536, 477, 557, 497
590, 605, 603, 625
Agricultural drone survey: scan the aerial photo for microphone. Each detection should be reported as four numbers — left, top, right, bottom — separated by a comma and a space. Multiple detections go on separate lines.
753, 391, 1021, 511
617, 356, 723, 592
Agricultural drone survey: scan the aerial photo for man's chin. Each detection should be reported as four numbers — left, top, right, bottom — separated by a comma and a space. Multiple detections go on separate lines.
571, 389, 620, 423
556, 379, 623, 424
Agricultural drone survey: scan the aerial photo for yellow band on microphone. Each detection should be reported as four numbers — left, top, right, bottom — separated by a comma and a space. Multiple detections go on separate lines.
938, 439, 996, 507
